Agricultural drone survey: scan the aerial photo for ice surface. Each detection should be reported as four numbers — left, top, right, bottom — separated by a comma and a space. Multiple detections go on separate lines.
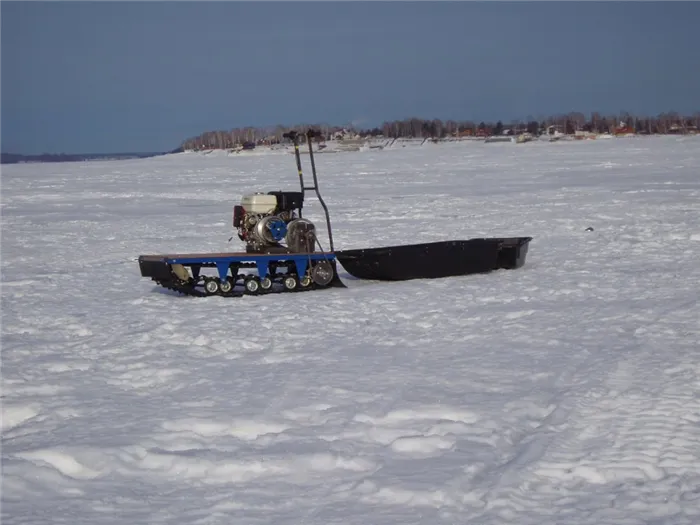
2, 136, 700, 524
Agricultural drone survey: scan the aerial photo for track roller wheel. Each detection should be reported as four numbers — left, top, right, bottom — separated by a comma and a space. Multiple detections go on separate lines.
310, 260, 334, 286
204, 278, 220, 295
244, 276, 260, 294
299, 275, 312, 288
282, 275, 298, 291
219, 278, 233, 293
259, 276, 273, 291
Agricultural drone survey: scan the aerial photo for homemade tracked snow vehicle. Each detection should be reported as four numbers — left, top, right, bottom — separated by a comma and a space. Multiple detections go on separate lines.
138, 129, 532, 297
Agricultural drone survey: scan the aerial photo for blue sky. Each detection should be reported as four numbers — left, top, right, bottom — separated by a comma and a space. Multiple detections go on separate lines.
2, 1, 699, 154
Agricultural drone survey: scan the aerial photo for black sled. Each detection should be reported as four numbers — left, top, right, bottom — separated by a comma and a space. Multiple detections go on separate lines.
335, 237, 532, 281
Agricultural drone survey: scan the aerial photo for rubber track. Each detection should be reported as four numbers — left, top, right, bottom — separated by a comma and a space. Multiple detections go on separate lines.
152, 279, 328, 298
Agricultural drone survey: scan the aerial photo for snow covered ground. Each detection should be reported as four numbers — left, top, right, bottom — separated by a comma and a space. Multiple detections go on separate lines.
2, 135, 700, 524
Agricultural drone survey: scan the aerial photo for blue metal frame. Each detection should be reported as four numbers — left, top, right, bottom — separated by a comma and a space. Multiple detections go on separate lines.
164, 253, 337, 281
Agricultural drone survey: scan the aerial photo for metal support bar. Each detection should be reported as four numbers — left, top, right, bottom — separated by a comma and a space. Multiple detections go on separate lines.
283, 130, 306, 218
282, 129, 336, 253
305, 130, 335, 252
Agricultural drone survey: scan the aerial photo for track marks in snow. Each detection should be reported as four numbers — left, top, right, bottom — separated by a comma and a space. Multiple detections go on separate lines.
471, 338, 700, 524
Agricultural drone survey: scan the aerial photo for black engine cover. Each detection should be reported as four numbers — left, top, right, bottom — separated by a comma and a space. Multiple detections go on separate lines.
268, 191, 303, 212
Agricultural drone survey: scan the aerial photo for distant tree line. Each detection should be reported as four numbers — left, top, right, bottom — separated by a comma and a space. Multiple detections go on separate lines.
375, 111, 700, 139
179, 124, 341, 151
179, 110, 700, 151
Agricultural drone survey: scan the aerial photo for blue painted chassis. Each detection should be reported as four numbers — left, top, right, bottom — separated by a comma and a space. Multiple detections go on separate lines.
140, 251, 338, 282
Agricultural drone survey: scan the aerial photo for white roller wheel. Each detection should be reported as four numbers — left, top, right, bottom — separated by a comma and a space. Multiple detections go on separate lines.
244, 277, 260, 294
204, 279, 220, 294
299, 275, 312, 288
283, 275, 298, 291
260, 276, 273, 290
219, 278, 233, 293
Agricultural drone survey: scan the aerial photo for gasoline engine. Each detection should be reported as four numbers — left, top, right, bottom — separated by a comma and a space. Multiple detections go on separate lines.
232, 191, 317, 254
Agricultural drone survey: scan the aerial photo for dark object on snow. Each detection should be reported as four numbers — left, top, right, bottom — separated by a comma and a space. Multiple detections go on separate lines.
335, 237, 532, 281
585, 227, 594, 232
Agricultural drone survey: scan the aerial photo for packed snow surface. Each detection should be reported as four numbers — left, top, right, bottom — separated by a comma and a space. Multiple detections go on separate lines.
2, 136, 700, 524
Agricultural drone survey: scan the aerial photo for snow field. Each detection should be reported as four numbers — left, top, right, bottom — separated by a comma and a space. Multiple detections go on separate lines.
2, 135, 700, 524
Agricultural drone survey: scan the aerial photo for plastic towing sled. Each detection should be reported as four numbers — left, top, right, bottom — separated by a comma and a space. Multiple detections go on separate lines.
137, 129, 532, 297
334, 237, 532, 281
